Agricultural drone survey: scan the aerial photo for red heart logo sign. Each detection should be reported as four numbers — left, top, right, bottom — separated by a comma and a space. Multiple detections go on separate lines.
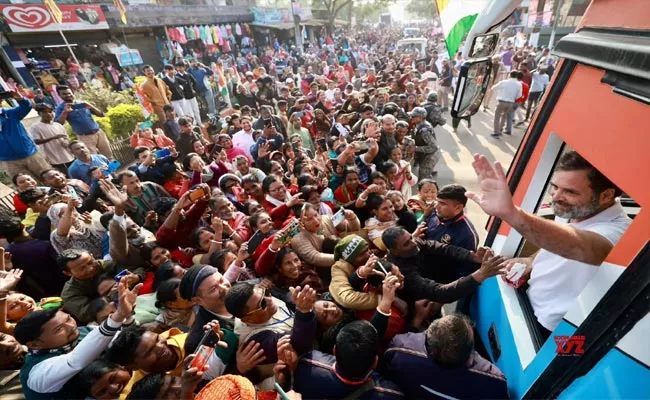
3, 6, 52, 30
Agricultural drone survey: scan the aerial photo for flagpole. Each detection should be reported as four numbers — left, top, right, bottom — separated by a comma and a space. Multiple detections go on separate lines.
57, 26, 88, 83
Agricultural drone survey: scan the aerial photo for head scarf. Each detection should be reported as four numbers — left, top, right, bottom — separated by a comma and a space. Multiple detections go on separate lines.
179, 265, 218, 300
333, 234, 368, 264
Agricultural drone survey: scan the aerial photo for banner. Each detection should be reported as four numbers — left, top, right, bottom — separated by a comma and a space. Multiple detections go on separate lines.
0, 5, 108, 32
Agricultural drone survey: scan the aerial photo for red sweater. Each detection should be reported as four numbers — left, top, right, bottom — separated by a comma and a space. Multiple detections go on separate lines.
262, 200, 294, 229
156, 200, 209, 249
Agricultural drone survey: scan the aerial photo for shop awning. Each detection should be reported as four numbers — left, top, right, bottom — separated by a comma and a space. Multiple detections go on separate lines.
250, 22, 296, 30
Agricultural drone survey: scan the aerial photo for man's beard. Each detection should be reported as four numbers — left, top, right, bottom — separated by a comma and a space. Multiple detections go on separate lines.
552, 194, 601, 220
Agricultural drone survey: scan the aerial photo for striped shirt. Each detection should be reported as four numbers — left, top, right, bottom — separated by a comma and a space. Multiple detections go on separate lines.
124, 182, 170, 226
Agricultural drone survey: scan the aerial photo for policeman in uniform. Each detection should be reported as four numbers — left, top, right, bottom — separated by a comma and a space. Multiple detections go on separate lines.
421, 92, 447, 128
408, 107, 440, 180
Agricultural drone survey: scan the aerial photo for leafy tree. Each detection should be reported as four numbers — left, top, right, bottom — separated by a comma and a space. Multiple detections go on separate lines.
405, 0, 438, 18
313, 0, 353, 34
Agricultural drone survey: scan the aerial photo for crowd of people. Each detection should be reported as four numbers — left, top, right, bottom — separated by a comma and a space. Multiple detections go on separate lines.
0, 23, 629, 400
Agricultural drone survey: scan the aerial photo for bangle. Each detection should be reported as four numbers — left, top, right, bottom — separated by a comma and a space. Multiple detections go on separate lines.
358, 196, 368, 202
229, 231, 237, 238
269, 245, 279, 253
0, 297, 6, 302
214, 241, 223, 245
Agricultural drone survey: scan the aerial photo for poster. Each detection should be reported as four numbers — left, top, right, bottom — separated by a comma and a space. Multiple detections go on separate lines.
0, 4, 109, 32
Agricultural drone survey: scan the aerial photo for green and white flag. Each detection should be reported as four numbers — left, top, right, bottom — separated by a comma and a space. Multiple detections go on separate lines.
436, 0, 488, 58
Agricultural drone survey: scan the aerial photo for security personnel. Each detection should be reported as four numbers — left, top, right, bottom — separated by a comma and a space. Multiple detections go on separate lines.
425, 184, 480, 283
409, 107, 440, 180
421, 92, 446, 127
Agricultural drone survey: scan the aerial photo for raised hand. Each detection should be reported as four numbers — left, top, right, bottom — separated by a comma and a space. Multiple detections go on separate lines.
378, 274, 401, 314
465, 154, 516, 220
358, 254, 382, 279
236, 340, 266, 373
181, 354, 204, 400
99, 179, 128, 208
0, 268, 22, 291
413, 222, 427, 239
290, 285, 317, 313
112, 275, 143, 322
286, 193, 304, 207
472, 249, 507, 283
276, 335, 298, 372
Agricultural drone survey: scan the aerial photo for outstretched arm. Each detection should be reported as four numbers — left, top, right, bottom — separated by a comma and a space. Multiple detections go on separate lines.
465, 154, 617, 265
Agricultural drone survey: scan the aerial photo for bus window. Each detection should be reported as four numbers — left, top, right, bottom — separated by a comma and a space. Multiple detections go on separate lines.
510, 143, 638, 353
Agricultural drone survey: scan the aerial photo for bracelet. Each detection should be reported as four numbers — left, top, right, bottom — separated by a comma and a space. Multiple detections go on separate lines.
229, 231, 237, 238
268, 245, 279, 253
0, 297, 6, 302
214, 241, 223, 245
358, 196, 368, 202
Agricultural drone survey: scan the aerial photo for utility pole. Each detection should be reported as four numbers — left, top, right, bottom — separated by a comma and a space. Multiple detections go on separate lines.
291, 0, 304, 55
548, 0, 563, 48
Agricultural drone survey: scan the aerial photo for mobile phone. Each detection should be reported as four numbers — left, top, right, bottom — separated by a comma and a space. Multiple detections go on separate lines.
114, 269, 129, 282
247, 230, 266, 255
316, 138, 327, 151
105, 160, 121, 175
154, 148, 171, 158
0, 91, 13, 100
334, 123, 348, 137
291, 142, 300, 152
208, 144, 223, 160
47, 193, 63, 204
264, 118, 274, 128
189, 186, 209, 201
374, 260, 390, 275
72, 103, 86, 110
190, 329, 220, 371
331, 208, 345, 227
353, 141, 370, 152
330, 158, 339, 172
294, 111, 304, 118
278, 219, 300, 244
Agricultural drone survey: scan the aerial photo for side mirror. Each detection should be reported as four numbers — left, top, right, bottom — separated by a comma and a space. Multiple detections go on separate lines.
451, 59, 492, 119
468, 33, 500, 59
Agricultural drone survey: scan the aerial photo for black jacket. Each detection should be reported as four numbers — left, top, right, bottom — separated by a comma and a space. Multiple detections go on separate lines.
177, 72, 197, 99
386, 239, 479, 303
162, 75, 187, 101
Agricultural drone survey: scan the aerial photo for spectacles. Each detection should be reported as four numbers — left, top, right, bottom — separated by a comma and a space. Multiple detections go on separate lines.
244, 288, 269, 316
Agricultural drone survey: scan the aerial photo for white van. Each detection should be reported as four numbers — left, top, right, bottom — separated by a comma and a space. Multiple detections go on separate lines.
396, 38, 428, 57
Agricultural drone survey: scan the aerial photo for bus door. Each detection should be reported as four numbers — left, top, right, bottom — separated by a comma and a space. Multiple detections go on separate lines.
452, 2, 650, 398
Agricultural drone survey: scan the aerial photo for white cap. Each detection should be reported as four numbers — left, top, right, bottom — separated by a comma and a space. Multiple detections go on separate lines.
286, 78, 294, 83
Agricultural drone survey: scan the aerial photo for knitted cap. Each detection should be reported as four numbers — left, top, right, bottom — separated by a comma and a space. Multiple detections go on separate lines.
179, 265, 217, 300
195, 375, 256, 400
333, 235, 368, 264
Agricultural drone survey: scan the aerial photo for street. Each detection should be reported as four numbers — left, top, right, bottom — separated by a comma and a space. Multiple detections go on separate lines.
435, 107, 527, 241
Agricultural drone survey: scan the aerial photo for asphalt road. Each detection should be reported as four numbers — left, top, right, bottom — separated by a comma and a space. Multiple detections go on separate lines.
434, 107, 527, 242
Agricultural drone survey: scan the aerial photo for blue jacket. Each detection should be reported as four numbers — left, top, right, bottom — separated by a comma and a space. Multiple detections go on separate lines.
293, 350, 404, 399
382, 332, 508, 400
425, 212, 480, 281
0, 99, 37, 161
188, 66, 213, 92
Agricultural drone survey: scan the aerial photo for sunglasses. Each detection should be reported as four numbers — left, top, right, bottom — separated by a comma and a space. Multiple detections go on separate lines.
244, 288, 270, 316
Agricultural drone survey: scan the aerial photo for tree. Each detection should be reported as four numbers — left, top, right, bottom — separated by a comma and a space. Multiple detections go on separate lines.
405, 0, 438, 19
313, 0, 354, 35
353, 0, 396, 24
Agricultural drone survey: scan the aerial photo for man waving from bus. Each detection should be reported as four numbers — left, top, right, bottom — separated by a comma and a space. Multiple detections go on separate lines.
466, 151, 631, 336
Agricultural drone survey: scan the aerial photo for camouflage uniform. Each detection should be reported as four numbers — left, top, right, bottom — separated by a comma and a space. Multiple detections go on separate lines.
409, 107, 440, 180
422, 101, 446, 127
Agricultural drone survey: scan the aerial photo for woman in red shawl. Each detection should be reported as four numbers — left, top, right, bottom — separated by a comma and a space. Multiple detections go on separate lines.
334, 168, 366, 207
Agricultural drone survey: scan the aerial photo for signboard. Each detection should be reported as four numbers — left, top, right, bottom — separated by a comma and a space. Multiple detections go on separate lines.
252, 7, 312, 25
0, 4, 108, 32
116, 50, 143, 67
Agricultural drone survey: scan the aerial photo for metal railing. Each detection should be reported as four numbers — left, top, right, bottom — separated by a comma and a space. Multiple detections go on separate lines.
110, 136, 135, 167
0, 191, 15, 214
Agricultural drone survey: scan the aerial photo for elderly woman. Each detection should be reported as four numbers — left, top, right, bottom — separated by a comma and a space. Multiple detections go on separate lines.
290, 203, 360, 271
47, 200, 105, 258
130, 126, 175, 149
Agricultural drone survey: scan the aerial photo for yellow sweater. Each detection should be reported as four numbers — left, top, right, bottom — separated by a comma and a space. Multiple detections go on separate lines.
119, 328, 187, 400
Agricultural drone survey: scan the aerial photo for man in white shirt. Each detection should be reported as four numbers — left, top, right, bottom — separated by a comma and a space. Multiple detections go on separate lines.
525, 67, 550, 121
490, 71, 522, 137
466, 151, 631, 336
231, 116, 256, 159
